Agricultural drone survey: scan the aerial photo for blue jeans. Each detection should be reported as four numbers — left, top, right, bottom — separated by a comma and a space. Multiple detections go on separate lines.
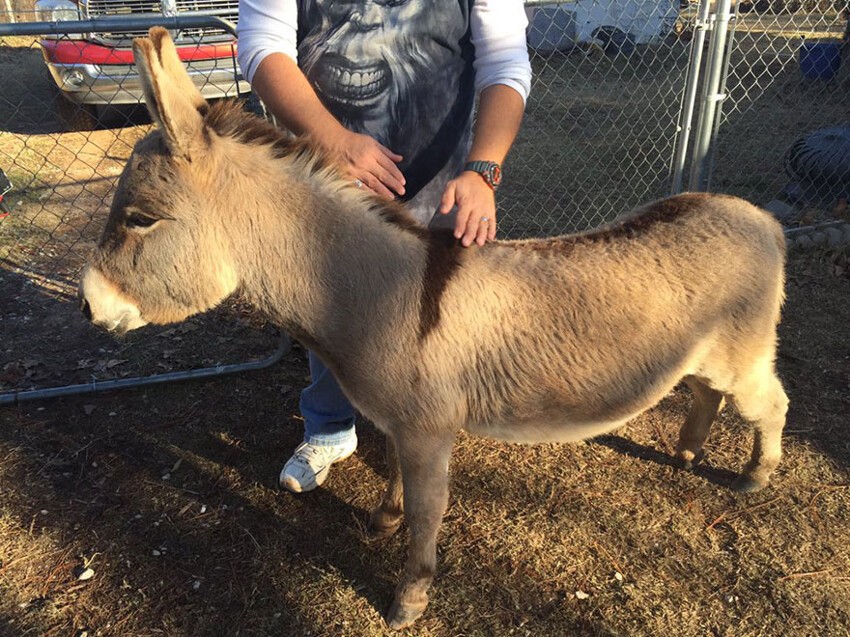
300, 351, 357, 446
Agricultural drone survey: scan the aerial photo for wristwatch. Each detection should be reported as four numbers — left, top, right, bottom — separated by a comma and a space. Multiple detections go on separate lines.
464, 160, 503, 191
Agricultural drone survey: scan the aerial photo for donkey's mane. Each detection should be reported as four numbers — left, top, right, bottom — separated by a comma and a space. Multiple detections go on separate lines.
203, 99, 428, 240
204, 99, 323, 165
200, 101, 709, 257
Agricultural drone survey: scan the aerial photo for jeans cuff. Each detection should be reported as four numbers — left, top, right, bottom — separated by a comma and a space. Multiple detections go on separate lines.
304, 426, 357, 447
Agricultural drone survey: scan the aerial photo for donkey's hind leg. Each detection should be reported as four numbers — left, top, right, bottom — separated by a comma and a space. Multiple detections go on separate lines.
676, 376, 725, 470
368, 433, 404, 540
728, 368, 788, 493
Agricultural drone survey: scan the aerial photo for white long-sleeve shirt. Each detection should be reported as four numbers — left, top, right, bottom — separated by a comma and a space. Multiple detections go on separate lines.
236, 1, 531, 222
237, 0, 532, 103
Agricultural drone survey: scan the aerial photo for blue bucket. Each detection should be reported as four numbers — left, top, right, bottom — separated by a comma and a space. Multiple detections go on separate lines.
799, 41, 842, 80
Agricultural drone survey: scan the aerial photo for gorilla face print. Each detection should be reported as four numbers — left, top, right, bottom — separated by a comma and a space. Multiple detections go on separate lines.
306, 0, 429, 116
298, 0, 469, 146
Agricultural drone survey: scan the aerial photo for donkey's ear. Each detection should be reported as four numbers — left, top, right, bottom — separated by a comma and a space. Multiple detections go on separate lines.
133, 27, 208, 156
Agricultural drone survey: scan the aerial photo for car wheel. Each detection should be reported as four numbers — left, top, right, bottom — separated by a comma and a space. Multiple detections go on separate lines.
55, 95, 99, 132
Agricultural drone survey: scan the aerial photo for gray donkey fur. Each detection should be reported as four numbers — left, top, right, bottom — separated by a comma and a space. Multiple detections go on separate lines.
79, 28, 789, 630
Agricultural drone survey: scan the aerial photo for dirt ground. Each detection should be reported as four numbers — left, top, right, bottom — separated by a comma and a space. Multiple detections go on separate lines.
2, 23, 850, 637
0, 246, 849, 637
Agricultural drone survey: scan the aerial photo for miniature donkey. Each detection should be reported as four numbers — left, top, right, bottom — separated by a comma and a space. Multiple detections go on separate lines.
79, 28, 788, 630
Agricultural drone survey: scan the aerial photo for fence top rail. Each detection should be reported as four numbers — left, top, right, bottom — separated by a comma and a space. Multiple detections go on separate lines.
0, 15, 236, 38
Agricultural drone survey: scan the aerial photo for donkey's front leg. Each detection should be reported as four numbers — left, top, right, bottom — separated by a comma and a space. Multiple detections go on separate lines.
385, 430, 455, 630
368, 433, 404, 540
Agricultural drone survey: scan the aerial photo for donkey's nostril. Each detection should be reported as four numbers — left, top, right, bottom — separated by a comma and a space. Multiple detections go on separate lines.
80, 295, 93, 322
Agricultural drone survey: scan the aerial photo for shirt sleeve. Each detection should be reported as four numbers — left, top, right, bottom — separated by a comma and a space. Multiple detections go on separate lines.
236, 0, 299, 84
470, 0, 533, 104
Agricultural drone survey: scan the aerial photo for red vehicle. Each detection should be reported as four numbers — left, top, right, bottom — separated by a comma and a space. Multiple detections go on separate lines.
35, 0, 249, 126
0, 169, 12, 219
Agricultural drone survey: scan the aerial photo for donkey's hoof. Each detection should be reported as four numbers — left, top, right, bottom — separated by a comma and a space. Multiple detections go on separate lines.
386, 601, 426, 630
367, 509, 403, 541
677, 449, 705, 471
731, 474, 768, 493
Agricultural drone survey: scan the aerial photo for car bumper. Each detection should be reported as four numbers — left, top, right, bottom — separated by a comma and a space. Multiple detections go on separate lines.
40, 39, 249, 105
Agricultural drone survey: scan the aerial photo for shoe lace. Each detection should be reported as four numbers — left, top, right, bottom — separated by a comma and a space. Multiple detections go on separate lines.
293, 444, 331, 467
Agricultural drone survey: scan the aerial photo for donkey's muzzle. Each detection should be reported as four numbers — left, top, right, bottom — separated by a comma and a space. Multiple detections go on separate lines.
78, 265, 148, 333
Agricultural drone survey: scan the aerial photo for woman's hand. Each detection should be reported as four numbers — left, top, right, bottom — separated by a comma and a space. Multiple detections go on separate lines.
242, 53, 409, 200
439, 172, 497, 247
316, 128, 406, 200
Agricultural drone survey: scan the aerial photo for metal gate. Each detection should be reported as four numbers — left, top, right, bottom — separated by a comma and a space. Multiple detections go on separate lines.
2, 0, 848, 403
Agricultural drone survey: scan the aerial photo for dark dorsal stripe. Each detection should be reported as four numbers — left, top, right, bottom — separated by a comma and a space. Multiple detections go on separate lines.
505, 192, 717, 256
419, 229, 462, 341
604, 192, 715, 240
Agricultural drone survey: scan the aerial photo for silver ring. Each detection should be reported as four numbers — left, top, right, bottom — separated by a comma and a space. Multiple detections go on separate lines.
354, 179, 363, 189
480, 217, 490, 223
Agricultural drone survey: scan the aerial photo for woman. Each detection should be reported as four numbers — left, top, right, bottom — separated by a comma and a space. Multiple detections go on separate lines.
237, 0, 532, 492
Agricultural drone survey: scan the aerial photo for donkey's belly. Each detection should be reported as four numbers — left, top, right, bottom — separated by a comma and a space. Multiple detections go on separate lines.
463, 369, 684, 444
465, 414, 634, 444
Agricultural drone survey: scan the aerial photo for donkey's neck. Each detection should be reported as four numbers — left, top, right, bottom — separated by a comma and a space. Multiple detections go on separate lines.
227, 161, 427, 358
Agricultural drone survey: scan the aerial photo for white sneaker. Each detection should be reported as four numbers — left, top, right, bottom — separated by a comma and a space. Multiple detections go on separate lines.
279, 436, 358, 493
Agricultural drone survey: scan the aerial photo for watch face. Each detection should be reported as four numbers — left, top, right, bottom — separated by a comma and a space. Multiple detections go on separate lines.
489, 163, 502, 186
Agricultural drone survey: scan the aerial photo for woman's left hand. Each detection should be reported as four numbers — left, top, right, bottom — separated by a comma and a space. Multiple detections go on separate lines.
438, 172, 497, 248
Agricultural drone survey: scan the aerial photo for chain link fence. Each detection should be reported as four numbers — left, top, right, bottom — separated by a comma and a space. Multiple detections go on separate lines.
0, 12, 283, 403
504, 0, 688, 236
2, 0, 849, 400
708, 0, 850, 229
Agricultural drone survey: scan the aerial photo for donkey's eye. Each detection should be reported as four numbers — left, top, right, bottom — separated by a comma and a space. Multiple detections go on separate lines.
125, 212, 160, 229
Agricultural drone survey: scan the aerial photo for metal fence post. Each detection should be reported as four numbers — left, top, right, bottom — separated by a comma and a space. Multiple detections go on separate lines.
688, 0, 733, 192
703, 8, 738, 194
671, 0, 711, 194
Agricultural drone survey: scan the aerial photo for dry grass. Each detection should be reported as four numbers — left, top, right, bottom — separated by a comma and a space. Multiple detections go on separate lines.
2, 20, 850, 637
1, 247, 849, 637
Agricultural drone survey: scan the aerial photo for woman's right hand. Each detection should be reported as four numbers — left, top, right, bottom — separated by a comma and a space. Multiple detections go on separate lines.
316, 128, 406, 200
247, 54, 405, 200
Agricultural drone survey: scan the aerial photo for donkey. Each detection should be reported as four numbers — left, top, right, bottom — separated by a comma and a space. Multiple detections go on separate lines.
79, 28, 788, 630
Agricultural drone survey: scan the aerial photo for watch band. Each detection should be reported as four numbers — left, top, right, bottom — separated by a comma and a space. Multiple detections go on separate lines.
464, 160, 502, 191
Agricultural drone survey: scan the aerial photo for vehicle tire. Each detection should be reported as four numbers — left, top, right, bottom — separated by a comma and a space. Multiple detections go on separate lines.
95, 104, 147, 129
55, 95, 99, 132
591, 26, 636, 56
